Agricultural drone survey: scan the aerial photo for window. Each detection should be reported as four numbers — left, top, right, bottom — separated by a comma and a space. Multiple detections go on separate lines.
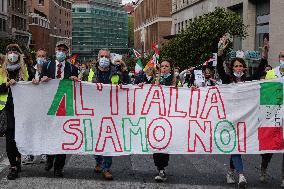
78, 8, 86, 12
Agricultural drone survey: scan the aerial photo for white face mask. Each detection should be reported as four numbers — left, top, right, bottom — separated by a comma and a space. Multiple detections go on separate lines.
99, 57, 110, 68
233, 72, 244, 78
280, 60, 284, 68
7, 53, 19, 63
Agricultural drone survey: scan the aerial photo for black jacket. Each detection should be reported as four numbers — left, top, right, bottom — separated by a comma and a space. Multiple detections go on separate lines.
217, 55, 267, 84
0, 68, 34, 129
134, 73, 155, 84
42, 60, 78, 79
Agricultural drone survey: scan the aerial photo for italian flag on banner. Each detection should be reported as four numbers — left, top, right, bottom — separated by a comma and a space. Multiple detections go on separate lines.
135, 58, 143, 75
258, 82, 284, 151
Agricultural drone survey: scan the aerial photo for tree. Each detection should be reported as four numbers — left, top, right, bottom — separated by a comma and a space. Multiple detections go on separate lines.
160, 7, 247, 69
128, 16, 134, 48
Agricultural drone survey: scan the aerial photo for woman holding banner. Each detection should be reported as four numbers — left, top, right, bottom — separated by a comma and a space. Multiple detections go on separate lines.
0, 44, 30, 180
153, 58, 176, 182
217, 34, 269, 189
217, 36, 248, 188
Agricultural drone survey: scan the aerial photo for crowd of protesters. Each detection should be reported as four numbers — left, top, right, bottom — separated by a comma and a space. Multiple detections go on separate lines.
0, 34, 284, 189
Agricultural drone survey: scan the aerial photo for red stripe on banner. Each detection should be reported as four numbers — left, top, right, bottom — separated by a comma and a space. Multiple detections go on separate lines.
258, 127, 284, 151
56, 95, 66, 116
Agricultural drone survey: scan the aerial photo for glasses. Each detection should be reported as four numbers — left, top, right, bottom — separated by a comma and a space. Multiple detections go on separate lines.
100, 55, 109, 58
234, 65, 243, 68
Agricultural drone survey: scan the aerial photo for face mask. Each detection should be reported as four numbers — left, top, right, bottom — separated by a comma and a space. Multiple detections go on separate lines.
36, 57, 46, 65
56, 51, 66, 62
280, 60, 284, 68
161, 73, 171, 78
7, 53, 19, 63
233, 72, 244, 78
99, 57, 110, 68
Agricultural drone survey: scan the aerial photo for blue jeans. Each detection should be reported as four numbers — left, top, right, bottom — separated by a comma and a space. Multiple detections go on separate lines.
95, 155, 112, 171
230, 155, 243, 174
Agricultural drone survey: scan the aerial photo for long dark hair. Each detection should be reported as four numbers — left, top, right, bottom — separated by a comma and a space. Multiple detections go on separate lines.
229, 57, 247, 82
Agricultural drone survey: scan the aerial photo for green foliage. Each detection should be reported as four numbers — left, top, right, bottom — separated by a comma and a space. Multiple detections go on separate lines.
161, 7, 247, 69
123, 54, 136, 68
128, 16, 134, 48
0, 37, 29, 55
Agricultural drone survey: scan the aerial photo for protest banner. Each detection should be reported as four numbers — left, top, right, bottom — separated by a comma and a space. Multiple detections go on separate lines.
12, 79, 284, 155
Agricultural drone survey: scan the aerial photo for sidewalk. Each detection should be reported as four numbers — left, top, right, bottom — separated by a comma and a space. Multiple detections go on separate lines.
0, 137, 5, 162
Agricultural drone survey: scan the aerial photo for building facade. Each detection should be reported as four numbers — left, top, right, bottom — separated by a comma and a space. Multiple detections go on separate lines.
72, 0, 128, 61
134, 0, 172, 53
7, 0, 31, 46
0, 0, 8, 37
171, 0, 284, 66
28, 0, 50, 53
28, 0, 73, 56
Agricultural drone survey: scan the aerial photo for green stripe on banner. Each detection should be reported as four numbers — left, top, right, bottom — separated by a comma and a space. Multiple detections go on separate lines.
260, 82, 283, 105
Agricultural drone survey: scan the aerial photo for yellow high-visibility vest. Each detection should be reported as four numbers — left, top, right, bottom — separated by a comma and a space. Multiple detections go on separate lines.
0, 66, 29, 110
88, 68, 95, 82
265, 69, 276, 80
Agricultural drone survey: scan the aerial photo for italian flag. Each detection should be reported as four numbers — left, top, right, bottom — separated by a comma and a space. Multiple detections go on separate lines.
135, 58, 143, 75
133, 49, 142, 59
152, 43, 160, 65
258, 82, 284, 151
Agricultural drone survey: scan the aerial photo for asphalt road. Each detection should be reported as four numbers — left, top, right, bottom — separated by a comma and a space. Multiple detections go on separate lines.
0, 138, 283, 189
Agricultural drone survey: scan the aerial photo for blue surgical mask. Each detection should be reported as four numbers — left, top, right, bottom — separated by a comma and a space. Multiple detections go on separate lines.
7, 53, 19, 63
56, 51, 66, 62
99, 57, 110, 68
161, 73, 171, 78
280, 60, 284, 68
36, 57, 46, 65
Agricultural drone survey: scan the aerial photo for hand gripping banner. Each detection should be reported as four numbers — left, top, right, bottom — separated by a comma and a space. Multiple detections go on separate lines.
11, 79, 284, 155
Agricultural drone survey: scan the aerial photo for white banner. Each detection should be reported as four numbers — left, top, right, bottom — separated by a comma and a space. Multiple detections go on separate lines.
12, 79, 284, 155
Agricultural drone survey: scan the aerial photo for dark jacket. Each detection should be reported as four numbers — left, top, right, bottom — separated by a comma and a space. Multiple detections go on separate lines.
42, 60, 78, 79
0, 68, 34, 129
134, 73, 155, 84
217, 55, 267, 84
90, 64, 118, 84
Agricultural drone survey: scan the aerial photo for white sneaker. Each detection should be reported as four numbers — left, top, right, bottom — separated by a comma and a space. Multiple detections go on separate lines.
155, 170, 167, 182
22, 155, 34, 165
238, 174, 247, 189
226, 171, 235, 184
259, 169, 267, 183
281, 179, 284, 188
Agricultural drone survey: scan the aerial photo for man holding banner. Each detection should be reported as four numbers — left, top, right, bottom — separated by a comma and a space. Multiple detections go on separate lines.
88, 48, 117, 180
41, 41, 78, 178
